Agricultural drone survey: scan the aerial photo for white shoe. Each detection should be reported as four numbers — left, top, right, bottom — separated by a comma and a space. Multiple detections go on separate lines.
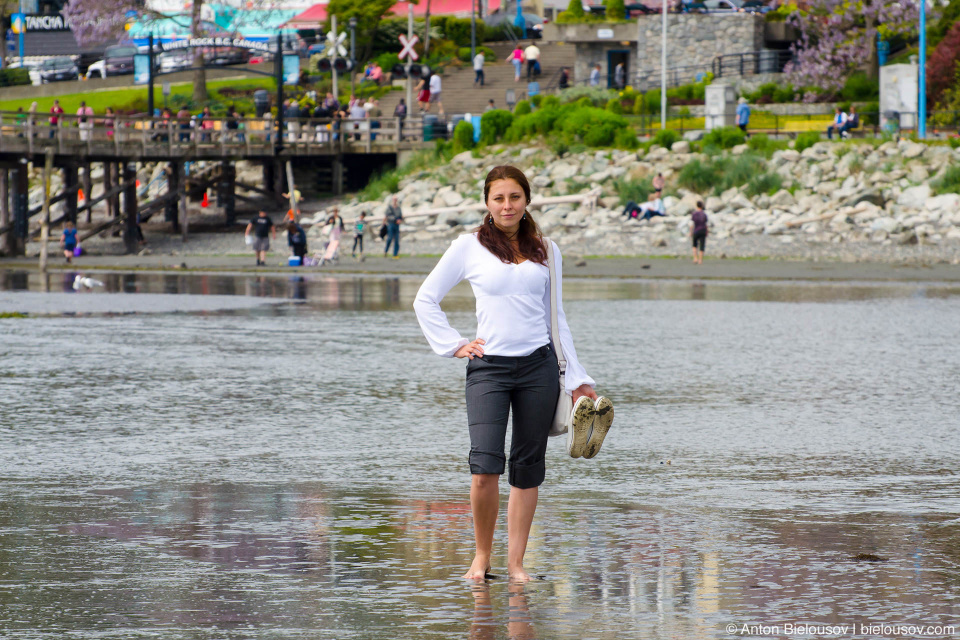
582, 396, 614, 459
568, 396, 596, 458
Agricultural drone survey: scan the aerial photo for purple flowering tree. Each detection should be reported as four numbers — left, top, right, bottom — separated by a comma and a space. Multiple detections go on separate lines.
783, 0, 922, 100
62, 0, 212, 102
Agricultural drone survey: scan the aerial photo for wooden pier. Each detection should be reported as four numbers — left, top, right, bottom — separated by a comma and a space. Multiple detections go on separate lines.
0, 111, 438, 257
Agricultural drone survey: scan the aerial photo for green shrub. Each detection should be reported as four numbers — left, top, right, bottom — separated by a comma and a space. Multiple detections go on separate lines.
558, 85, 617, 107
483, 22, 523, 42
933, 164, 960, 194
560, 107, 624, 147
745, 171, 783, 197
0, 69, 30, 87
678, 154, 765, 195
702, 126, 746, 149
456, 45, 495, 63
442, 16, 484, 46
361, 169, 402, 201
614, 127, 639, 149
541, 95, 561, 110
479, 109, 514, 145
795, 131, 820, 152
550, 136, 571, 157
565, 0, 585, 17
605, 97, 623, 114
612, 175, 653, 206
863, 101, 880, 126
678, 159, 721, 194
603, 0, 627, 20
453, 120, 475, 152
840, 72, 879, 101
653, 129, 681, 148
531, 94, 543, 107
514, 99, 532, 115
949, 137, 960, 150
747, 132, 772, 153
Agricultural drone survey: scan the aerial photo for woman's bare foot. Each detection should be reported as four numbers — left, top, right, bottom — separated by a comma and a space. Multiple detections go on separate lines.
507, 566, 531, 583
463, 556, 491, 581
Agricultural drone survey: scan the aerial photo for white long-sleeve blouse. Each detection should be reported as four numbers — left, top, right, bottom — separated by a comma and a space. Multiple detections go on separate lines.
413, 233, 595, 394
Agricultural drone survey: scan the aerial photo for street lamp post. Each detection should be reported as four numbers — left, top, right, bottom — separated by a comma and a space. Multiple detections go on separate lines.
660, 0, 667, 130
349, 16, 357, 95
918, 0, 927, 138
470, 0, 477, 63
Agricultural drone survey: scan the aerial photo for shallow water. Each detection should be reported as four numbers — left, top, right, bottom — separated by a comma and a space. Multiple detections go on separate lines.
1, 270, 959, 639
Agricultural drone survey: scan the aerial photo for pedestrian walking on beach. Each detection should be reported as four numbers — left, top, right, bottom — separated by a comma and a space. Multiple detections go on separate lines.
287, 221, 308, 266
245, 210, 276, 267
736, 97, 751, 137
413, 165, 603, 583
473, 51, 485, 87
523, 42, 540, 81
383, 196, 404, 259
60, 220, 78, 263
352, 211, 367, 259
508, 45, 524, 82
690, 200, 708, 265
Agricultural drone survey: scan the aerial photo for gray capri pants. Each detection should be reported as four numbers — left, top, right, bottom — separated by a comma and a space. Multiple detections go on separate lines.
465, 344, 560, 489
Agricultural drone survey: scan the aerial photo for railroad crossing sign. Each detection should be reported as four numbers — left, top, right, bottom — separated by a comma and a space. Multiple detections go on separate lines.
325, 30, 347, 57
399, 34, 419, 61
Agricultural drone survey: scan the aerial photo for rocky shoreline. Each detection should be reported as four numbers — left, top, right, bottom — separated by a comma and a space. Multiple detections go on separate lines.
312, 140, 960, 265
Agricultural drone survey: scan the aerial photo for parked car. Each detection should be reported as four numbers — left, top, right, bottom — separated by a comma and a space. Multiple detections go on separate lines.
306, 43, 326, 57
703, 0, 769, 11
38, 57, 79, 83
103, 45, 137, 76
85, 59, 105, 79
205, 47, 250, 66
159, 51, 193, 73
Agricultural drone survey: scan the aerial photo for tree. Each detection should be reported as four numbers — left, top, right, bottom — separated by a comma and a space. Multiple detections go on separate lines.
783, 0, 922, 98
566, 0, 586, 18
62, 0, 214, 103
0, 0, 19, 68
603, 0, 626, 21
928, 20, 960, 106
325, 0, 400, 64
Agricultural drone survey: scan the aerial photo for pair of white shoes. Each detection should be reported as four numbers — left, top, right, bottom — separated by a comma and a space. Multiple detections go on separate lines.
568, 396, 614, 459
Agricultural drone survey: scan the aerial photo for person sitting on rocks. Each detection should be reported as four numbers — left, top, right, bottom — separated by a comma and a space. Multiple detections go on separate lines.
623, 193, 666, 220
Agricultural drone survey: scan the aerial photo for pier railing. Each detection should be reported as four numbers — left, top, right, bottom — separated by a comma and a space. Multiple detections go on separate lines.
0, 112, 438, 157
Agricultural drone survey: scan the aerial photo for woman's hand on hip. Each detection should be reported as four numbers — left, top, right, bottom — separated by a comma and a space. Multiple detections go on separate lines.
572, 384, 597, 404
455, 338, 486, 360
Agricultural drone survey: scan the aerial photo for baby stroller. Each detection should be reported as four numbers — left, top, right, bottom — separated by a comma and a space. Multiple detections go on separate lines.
319, 237, 340, 266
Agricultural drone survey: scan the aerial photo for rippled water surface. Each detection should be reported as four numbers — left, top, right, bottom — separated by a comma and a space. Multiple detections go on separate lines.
1, 270, 959, 639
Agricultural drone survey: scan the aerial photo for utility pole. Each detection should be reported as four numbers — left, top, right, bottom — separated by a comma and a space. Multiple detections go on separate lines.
147, 34, 155, 118
918, 0, 927, 138
660, 0, 667, 130
470, 0, 476, 63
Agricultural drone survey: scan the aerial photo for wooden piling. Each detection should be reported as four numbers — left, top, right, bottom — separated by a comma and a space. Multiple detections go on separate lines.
82, 161, 92, 224
178, 162, 188, 243
38, 150, 54, 272
123, 162, 138, 254
165, 163, 179, 231
62, 163, 78, 225
0, 169, 8, 256
103, 160, 114, 218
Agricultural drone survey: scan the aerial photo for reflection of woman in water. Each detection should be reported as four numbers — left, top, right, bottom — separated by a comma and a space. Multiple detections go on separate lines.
414, 165, 597, 583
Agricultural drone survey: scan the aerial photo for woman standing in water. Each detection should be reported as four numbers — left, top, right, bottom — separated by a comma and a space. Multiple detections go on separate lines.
414, 165, 606, 582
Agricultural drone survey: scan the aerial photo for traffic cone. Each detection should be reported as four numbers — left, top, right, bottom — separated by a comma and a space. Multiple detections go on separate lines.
78, 188, 85, 203
136, 179, 141, 188
201, 191, 209, 208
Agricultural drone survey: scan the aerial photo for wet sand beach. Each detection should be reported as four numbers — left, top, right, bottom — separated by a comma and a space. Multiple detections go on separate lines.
1, 269, 958, 638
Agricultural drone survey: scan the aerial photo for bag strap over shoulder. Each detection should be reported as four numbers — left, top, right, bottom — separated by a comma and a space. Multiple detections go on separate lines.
544, 237, 567, 373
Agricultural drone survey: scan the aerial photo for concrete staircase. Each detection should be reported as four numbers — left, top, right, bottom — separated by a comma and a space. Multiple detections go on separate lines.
375, 41, 578, 122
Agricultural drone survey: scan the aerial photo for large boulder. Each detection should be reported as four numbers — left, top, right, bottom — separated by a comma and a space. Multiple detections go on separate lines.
897, 184, 932, 209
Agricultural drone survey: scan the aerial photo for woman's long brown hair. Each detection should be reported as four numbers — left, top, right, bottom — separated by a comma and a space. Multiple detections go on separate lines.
476, 165, 548, 265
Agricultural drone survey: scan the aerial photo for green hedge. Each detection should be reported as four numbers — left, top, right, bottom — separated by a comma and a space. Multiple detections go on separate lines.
479, 109, 514, 145
0, 69, 31, 87
457, 46, 496, 63
453, 120, 475, 152
504, 102, 637, 149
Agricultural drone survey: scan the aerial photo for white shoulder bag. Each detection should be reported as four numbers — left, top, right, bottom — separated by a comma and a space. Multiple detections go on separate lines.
545, 238, 573, 437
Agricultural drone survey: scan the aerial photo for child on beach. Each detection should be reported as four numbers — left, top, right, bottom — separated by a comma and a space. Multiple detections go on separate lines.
352, 211, 367, 259
60, 221, 78, 263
